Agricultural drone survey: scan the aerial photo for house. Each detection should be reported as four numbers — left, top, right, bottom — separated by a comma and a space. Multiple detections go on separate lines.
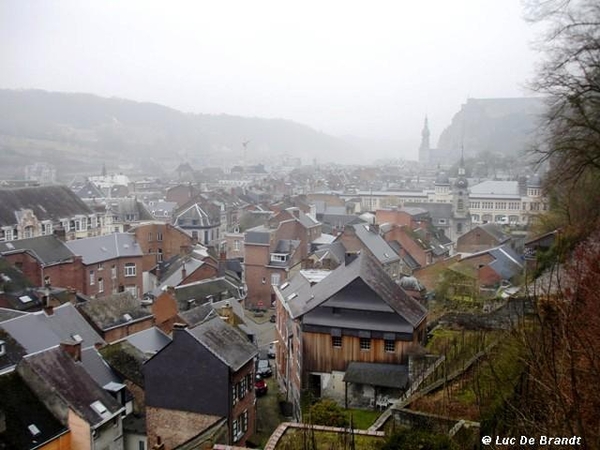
173, 200, 222, 247
144, 317, 258, 448
0, 372, 70, 449
456, 223, 511, 254
165, 184, 200, 207
65, 233, 144, 299
17, 346, 125, 450
150, 246, 219, 295
0, 185, 102, 242
379, 224, 449, 270
459, 245, 524, 290
128, 221, 195, 274
78, 292, 154, 343
0, 235, 84, 292
0, 302, 105, 356
274, 253, 427, 419
334, 222, 403, 280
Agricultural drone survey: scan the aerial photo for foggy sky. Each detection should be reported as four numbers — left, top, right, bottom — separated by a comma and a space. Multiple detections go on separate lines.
0, 1, 540, 157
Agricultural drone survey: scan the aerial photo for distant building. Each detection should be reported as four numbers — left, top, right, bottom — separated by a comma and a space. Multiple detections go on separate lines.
24, 162, 57, 185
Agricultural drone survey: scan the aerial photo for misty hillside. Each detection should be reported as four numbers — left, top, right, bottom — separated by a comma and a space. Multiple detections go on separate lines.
0, 89, 355, 178
437, 97, 547, 159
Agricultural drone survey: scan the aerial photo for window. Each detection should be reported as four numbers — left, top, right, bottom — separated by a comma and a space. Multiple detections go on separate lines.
157, 248, 163, 262
124, 286, 138, 298
157, 231, 163, 241
97, 263, 104, 270
138, 441, 146, 450
271, 273, 281, 286
111, 265, 117, 279
457, 199, 464, 210
457, 222, 463, 233
89, 270, 95, 286
41, 222, 52, 235
385, 340, 395, 353
239, 377, 247, 399
148, 232, 153, 242
332, 336, 342, 348
98, 278, 104, 293
232, 385, 238, 406
234, 240, 240, 251
23, 226, 34, 239
360, 338, 371, 351
124, 263, 136, 277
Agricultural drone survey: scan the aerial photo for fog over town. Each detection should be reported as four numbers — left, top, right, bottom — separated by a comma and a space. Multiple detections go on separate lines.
1, 1, 599, 449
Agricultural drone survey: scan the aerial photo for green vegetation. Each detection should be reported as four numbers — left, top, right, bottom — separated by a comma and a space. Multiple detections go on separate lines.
379, 428, 459, 450
275, 428, 384, 450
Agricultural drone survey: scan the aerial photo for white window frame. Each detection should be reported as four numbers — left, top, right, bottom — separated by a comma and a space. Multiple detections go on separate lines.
124, 263, 136, 277
89, 270, 95, 286
271, 273, 281, 286
98, 277, 104, 293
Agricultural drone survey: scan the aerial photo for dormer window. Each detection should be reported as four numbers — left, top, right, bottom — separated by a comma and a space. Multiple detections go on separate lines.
0, 340, 5, 356
270, 253, 288, 263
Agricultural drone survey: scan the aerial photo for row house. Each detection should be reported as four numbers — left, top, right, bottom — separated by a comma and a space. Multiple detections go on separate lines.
244, 208, 321, 309
144, 317, 258, 448
274, 254, 428, 419
173, 199, 222, 247
0, 185, 102, 242
65, 233, 144, 299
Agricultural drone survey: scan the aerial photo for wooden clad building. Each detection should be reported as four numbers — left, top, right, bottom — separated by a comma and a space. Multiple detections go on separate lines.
275, 253, 427, 419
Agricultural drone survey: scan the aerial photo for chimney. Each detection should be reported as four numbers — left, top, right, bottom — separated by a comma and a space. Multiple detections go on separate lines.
220, 301, 234, 325
345, 252, 359, 266
53, 227, 67, 242
60, 341, 82, 362
218, 251, 226, 277
172, 323, 188, 339
153, 436, 165, 450
181, 263, 187, 281
43, 304, 54, 316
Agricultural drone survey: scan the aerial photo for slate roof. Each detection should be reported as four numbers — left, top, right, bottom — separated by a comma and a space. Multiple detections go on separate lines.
175, 202, 220, 228
0, 372, 68, 449
281, 253, 427, 327
125, 327, 171, 355
476, 223, 510, 243
0, 307, 27, 323
0, 185, 92, 227
0, 328, 27, 372
487, 246, 524, 280
174, 276, 245, 307
0, 235, 76, 265
411, 203, 453, 221
469, 180, 521, 198
19, 347, 123, 427
81, 347, 123, 389
245, 226, 271, 245
0, 303, 105, 354
79, 292, 152, 331
65, 233, 143, 265
343, 362, 408, 389
345, 223, 401, 264
100, 340, 148, 388
179, 303, 215, 326
71, 180, 105, 200
187, 316, 257, 372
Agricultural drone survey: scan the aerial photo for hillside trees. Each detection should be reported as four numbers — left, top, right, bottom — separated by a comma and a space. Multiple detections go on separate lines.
527, 0, 600, 241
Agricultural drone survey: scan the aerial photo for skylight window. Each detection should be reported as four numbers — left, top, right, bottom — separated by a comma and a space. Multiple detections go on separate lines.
19, 295, 33, 303
71, 334, 83, 343
287, 293, 298, 300
28, 424, 41, 437
123, 313, 133, 322
91, 400, 108, 416
280, 282, 290, 290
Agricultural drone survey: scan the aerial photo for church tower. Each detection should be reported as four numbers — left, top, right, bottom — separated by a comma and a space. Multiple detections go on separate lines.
451, 152, 471, 239
418, 116, 430, 164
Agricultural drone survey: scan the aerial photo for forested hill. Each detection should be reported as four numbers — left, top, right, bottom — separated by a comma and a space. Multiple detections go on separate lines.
0, 89, 354, 176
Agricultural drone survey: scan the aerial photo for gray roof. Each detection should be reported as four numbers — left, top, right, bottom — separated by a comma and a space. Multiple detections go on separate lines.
0, 185, 92, 227
343, 362, 408, 389
79, 292, 152, 331
153, 253, 208, 295
245, 226, 271, 245
71, 181, 105, 200
477, 223, 510, 243
0, 303, 105, 354
175, 202, 220, 228
174, 276, 244, 307
179, 303, 215, 326
187, 316, 257, 371
19, 347, 123, 426
65, 233, 143, 264
81, 347, 123, 388
411, 203, 453, 220
0, 235, 76, 265
125, 327, 171, 355
0, 307, 27, 323
281, 253, 427, 327
346, 223, 400, 264
469, 180, 520, 198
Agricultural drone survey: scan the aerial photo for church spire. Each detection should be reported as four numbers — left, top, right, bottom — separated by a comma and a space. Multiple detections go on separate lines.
419, 116, 431, 163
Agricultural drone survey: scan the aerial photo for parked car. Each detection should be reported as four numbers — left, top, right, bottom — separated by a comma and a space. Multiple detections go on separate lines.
255, 375, 268, 396
268, 343, 276, 359
256, 359, 272, 377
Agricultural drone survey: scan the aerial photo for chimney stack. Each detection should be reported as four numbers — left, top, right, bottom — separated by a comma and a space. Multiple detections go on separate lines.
181, 263, 187, 281
60, 341, 82, 362
220, 301, 234, 325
